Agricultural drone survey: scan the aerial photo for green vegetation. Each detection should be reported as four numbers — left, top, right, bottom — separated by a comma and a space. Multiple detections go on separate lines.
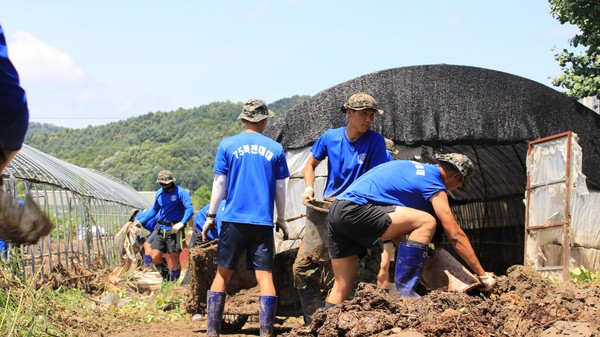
0, 267, 75, 336
569, 266, 600, 283
25, 96, 309, 209
108, 281, 187, 323
549, 0, 600, 99
0, 264, 191, 337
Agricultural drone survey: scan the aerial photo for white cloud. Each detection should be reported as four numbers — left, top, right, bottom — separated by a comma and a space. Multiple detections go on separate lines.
8, 31, 85, 84
4, 31, 111, 128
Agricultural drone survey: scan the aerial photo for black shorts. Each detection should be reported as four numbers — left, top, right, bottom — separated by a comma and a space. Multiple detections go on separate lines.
151, 229, 185, 254
217, 221, 274, 271
328, 200, 394, 259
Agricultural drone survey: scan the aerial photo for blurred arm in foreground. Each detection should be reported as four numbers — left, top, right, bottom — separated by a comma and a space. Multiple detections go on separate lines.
0, 23, 51, 245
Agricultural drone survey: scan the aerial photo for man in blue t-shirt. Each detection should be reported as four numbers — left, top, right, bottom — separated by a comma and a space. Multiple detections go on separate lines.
324, 153, 497, 308
295, 92, 390, 324
134, 208, 158, 270
134, 170, 193, 282
302, 93, 389, 201
202, 99, 290, 337
190, 199, 226, 247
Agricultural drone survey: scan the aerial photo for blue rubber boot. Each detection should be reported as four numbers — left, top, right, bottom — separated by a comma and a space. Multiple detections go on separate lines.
169, 269, 181, 282
259, 295, 277, 337
394, 241, 428, 297
143, 254, 153, 269
206, 290, 226, 337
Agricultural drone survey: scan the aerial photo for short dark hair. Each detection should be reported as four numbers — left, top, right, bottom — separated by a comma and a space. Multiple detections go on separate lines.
438, 161, 460, 176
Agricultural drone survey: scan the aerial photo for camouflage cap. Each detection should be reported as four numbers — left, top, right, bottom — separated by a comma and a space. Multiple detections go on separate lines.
433, 153, 475, 185
156, 170, 176, 184
128, 208, 140, 221
341, 93, 384, 115
384, 138, 399, 155
237, 99, 274, 122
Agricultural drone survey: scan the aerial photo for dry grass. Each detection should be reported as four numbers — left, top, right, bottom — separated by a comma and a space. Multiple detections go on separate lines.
0, 259, 190, 337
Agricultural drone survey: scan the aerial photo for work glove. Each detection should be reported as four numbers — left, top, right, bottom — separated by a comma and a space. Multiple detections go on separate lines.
202, 218, 216, 242
301, 186, 314, 205
275, 218, 289, 241
172, 222, 184, 233
478, 272, 496, 291
132, 220, 142, 227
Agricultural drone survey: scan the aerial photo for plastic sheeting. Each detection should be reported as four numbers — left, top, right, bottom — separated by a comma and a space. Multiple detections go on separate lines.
6, 145, 150, 208
525, 133, 599, 275
275, 148, 323, 254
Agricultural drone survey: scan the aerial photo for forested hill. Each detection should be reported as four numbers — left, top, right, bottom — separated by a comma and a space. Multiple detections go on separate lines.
25, 96, 309, 202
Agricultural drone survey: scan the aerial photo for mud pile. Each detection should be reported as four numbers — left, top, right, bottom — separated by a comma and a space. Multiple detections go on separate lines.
283, 265, 600, 337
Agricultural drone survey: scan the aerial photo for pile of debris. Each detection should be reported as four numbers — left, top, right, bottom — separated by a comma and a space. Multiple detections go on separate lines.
282, 265, 600, 337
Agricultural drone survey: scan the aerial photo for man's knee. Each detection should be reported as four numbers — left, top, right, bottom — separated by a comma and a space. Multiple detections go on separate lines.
150, 251, 163, 263
420, 213, 437, 237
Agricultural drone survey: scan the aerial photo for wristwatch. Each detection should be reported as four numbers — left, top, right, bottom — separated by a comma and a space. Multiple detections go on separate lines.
206, 212, 216, 218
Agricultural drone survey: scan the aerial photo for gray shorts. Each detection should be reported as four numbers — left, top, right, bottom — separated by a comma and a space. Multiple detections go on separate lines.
328, 200, 394, 259
146, 230, 158, 245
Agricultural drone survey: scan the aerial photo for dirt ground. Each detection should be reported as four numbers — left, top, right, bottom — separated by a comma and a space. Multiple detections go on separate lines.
43, 243, 598, 337
95, 264, 600, 337
104, 316, 302, 337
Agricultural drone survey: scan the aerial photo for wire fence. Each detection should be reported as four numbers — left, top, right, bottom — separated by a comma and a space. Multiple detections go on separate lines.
1, 144, 151, 280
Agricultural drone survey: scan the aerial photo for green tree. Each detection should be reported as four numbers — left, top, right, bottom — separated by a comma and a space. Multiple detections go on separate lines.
24, 96, 309, 192
192, 185, 212, 209
549, 0, 600, 99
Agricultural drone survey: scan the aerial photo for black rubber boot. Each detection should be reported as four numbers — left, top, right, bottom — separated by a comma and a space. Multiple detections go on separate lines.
297, 286, 322, 326
155, 258, 169, 280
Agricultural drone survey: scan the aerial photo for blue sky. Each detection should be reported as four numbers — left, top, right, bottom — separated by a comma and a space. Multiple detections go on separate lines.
1, 1, 578, 128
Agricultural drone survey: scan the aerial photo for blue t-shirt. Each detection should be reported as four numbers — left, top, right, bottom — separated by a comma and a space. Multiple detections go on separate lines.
214, 132, 290, 226
137, 185, 194, 230
193, 200, 226, 240
0, 24, 29, 151
310, 127, 389, 198
135, 209, 158, 232
337, 160, 446, 212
